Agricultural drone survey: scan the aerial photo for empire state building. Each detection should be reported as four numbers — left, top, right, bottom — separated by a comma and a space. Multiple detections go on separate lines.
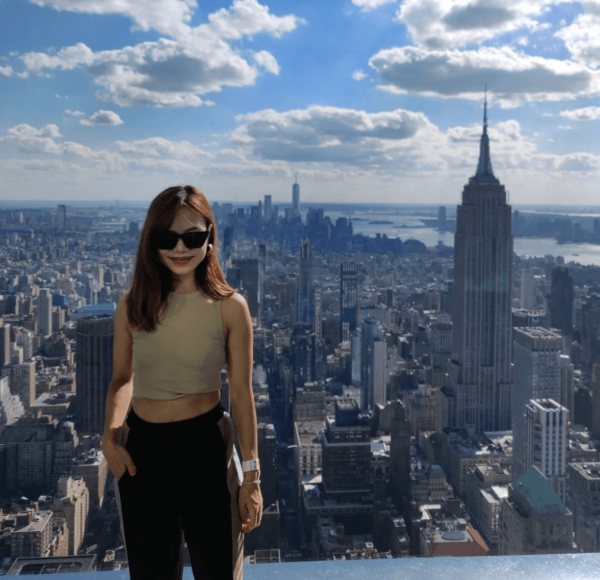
449, 98, 513, 433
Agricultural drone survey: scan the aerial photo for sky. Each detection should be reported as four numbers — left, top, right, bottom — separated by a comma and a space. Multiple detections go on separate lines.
1, 0, 600, 206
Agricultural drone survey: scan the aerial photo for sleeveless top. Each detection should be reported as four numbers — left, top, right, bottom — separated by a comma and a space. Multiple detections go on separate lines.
132, 291, 226, 399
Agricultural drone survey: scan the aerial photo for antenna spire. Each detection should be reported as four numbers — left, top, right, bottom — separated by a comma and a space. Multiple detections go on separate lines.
484, 84, 488, 133
474, 86, 498, 184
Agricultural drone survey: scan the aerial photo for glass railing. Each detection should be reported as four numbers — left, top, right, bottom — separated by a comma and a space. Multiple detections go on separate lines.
5, 553, 600, 580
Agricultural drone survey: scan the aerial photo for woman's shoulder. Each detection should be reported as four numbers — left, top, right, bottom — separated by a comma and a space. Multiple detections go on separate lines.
220, 290, 247, 311
115, 290, 134, 334
220, 291, 250, 326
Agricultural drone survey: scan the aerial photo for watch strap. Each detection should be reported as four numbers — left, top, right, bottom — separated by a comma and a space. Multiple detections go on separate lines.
242, 459, 260, 472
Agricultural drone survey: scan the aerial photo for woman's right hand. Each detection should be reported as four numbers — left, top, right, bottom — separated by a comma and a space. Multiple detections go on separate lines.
101, 439, 137, 481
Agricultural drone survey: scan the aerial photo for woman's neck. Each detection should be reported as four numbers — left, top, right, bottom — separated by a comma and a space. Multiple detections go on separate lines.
172, 274, 198, 294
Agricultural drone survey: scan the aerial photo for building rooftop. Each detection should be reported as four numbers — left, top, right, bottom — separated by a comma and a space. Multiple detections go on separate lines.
514, 468, 568, 515
570, 462, 600, 480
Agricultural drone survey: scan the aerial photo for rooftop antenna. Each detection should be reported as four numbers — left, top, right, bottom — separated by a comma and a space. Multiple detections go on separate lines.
484, 84, 488, 133
295, 172, 298, 184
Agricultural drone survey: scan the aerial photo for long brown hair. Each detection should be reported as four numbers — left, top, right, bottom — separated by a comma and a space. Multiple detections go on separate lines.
127, 185, 234, 332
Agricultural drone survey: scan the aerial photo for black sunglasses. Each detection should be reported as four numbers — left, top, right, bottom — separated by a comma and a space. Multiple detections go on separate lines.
153, 228, 211, 250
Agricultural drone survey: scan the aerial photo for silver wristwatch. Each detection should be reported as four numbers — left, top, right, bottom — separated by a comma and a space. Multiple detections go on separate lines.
242, 459, 260, 472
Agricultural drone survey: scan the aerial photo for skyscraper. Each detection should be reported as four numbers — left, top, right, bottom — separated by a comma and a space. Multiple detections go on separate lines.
297, 239, 314, 325
340, 262, 358, 343
37, 288, 53, 338
263, 195, 272, 221
512, 327, 563, 480
229, 258, 260, 321
57, 204, 67, 231
520, 268, 535, 310
550, 266, 574, 347
75, 315, 114, 434
292, 175, 300, 215
449, 96, 513, 433
360, 317, 386, 411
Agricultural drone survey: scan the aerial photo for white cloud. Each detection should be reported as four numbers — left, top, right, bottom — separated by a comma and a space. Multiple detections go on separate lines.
556, 1, 600, 68
253, 51, 280, 75
369, 46, 600, 106
115, 137, 212, 158
80, 110, 124, 126
22, 39, 247, 107
201, 161, 290, 178
22, 43, 95, 71
352, 0, 396, 11
2, 124, 63, 154
226, 103, 600, 184
0, 123, 216, 174
352, 70, 368, 81
397, 0, 558, 49
0, 65, 14, 76
65, 109, 86, 117
560, 106, 600, 120
232, 105, 435, 166
206, 0, 302, 39
555, 152, 600, 171
19, 1, 302, 108
28, 0, 198, 39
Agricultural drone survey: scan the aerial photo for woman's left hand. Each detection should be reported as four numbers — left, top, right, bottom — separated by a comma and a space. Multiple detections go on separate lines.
238, 483, 263, 534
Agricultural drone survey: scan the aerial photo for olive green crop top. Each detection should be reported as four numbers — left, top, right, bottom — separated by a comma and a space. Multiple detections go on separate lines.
132, 291, 226, 400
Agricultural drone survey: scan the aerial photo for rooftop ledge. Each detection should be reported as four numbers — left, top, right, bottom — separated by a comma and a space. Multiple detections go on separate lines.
6, 554, 600, 580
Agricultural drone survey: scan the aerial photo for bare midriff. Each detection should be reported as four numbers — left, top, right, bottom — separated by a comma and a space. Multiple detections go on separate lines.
132, 390, 221, 423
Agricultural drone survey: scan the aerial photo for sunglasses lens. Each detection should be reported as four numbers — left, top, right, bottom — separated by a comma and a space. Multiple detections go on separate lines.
182, 231, 209, 249
154, 231, 179, 249
154, 230, 210, 250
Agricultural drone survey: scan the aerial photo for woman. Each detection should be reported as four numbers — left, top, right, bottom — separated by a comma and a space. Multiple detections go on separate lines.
101, 185, 262, 580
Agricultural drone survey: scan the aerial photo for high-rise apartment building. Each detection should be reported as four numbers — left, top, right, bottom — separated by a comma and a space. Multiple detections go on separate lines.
512, 327, 563, 479
74, 315, 114, 434
0, 376, 25, 427
567, 462, 600, 552
580, 293, 600, 369
340, 262, 358, 343
52, 475, 90, 555
11, 510, 54, 558
524, 399, 568, 503
0, 322, 10, 368
2, 360, 36, 408
520, 268, 535, 310
388, 401, 411, 511
430, 320, 452, 388
291, 323, 316, 389
321, 398, 371, 496
37, 288, 53, 338
360, 317, 386, 411
550, 266, 574, 343
449, 98, 513, 433
297, 239, 314, 325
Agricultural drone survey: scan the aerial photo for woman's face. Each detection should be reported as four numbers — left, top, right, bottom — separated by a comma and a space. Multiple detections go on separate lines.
157, 207, 211, 280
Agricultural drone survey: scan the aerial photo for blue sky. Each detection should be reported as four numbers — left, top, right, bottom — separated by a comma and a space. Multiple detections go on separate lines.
1, 0, 600, 205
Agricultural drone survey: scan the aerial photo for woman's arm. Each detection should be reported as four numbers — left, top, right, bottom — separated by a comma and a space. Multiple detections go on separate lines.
101, 293, 137, 479
223, 292, 262, 533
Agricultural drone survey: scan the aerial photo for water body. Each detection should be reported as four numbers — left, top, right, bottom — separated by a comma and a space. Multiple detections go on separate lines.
320, 206, 600, 266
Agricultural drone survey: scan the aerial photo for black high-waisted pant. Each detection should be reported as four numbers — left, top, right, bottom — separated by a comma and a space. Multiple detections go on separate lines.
116, 404, 233, 580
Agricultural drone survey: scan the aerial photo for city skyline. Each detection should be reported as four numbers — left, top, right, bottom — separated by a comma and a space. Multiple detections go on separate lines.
2, 0, 600, 204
